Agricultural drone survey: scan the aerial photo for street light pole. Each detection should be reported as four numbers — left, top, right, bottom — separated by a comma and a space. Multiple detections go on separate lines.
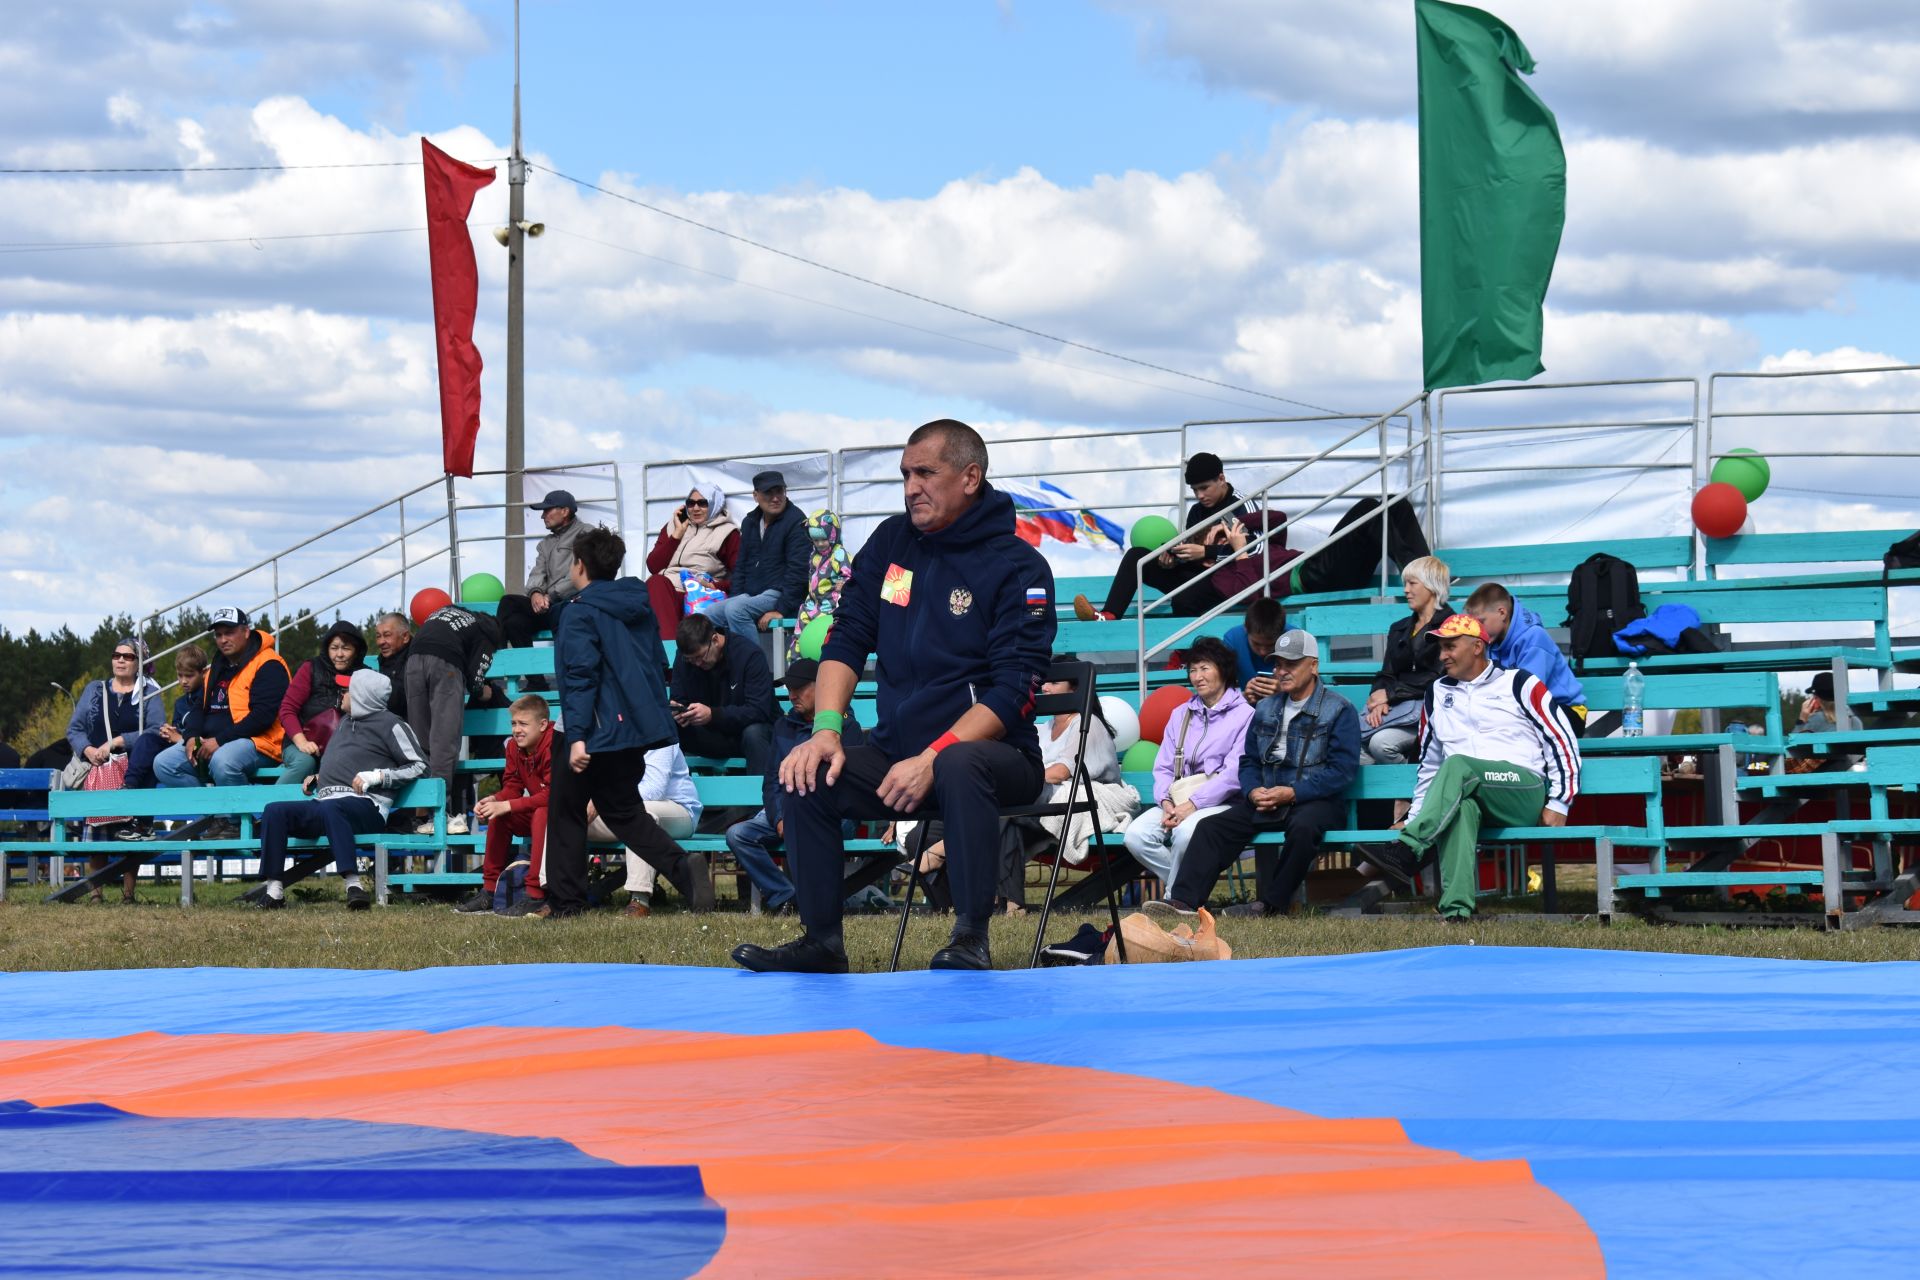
504, 0, 528, 591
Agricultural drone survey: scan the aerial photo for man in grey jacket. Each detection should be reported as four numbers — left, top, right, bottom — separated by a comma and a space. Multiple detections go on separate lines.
251, 669, 428, 911
497, 489, 587, 649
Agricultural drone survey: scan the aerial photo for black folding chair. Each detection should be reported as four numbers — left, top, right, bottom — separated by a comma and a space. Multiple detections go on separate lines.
888, 660, 1129, 970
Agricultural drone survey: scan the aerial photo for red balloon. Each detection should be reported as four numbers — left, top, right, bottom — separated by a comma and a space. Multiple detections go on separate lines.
1138, 684, 1192, 744
410, 587, 453, 627
1691, 482, 1748, 540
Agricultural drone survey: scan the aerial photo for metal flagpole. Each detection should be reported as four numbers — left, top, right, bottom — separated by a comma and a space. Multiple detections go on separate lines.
504, 0, 528, 591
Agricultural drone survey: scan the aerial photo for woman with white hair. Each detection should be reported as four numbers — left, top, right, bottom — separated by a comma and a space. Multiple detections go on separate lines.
1362, 554, 1450, 766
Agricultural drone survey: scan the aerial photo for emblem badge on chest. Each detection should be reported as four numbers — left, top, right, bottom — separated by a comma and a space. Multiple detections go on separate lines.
949, 587, 973, 617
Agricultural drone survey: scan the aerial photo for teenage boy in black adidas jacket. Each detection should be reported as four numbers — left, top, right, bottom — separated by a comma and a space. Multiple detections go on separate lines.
733, 419, 1055, 975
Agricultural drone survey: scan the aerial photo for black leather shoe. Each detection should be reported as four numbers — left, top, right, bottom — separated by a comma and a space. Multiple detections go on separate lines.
928, 932, 992, 971
673, 852, 716, 913
345, 885, 372, 911
731, 935, 849, 974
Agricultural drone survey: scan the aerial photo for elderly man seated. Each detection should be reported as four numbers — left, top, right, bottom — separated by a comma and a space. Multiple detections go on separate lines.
1391, 613, 1582, 922
1148, 629, 1361, 918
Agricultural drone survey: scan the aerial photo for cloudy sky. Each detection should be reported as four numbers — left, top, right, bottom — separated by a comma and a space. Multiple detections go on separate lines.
4, 0, 1919, 636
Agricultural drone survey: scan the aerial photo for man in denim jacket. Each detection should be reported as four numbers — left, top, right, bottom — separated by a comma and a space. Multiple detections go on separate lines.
1152, 630, 1361, 917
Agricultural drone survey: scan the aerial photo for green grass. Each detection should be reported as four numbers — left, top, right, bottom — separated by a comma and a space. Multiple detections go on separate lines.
5, 879, 1920, 971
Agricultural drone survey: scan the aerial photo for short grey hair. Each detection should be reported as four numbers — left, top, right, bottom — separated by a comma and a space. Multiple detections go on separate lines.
1401, 555, 1452, 606
377, 611, 412, 632
907, 418, 989, 477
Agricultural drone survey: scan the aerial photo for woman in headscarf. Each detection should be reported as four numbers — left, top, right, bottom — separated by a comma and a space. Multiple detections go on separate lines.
63, 636, 163, 900
787, 509, 852, 662
645, 481, 739, 642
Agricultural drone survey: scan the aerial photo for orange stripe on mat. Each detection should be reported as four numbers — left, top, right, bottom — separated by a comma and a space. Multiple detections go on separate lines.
3, 1027, 1601, 1279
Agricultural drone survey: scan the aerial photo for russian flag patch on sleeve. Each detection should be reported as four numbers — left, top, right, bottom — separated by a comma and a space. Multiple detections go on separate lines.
1026, 586, 1049, 617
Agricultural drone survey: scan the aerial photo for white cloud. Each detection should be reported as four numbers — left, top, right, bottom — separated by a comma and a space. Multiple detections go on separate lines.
1107, 0, 1920, 149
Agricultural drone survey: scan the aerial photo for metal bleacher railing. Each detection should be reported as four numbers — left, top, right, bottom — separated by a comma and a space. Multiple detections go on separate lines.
131, 460, 624, 692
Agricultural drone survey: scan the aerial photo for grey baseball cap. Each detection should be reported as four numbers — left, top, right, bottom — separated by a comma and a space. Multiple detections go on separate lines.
1272, 629, 1318, 661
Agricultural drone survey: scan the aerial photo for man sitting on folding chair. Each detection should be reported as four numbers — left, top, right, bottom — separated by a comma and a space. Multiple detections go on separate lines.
731, 418, 1055, 974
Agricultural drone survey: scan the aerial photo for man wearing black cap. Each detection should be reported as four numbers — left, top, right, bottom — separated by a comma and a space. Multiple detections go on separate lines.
1074, 452, 1249, 622
701, 469, 809, 645
496, 489, 586, 650
722, 657, 865, 915
155, 607, 292, 790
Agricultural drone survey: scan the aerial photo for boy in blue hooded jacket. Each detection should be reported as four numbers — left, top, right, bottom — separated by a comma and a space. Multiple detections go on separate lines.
542, 527, 713, 918
1465, 583, 1588, 734
733, 420, 1055, 974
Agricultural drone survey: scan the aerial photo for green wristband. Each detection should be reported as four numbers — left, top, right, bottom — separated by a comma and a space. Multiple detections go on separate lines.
813, 709, 845, 734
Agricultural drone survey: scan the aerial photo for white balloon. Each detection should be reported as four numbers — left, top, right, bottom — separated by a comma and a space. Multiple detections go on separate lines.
1737, 513, 1757, 535
1099, 695, 1141, 752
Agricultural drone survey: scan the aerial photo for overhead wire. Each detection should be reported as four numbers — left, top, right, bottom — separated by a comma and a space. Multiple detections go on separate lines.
530, 162, 1348, 418
0, 227, 425, 254
0, 160, 504, 174
1, 152, 1352, 419
548, 227, 1279, 415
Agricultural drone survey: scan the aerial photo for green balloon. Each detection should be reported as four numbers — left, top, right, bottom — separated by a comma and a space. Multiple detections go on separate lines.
1130, 514, 1179, 551
798, 614, 833, 660
460, 572, 505, 604
1710, 448, 1771, 503
1120, 740, 1160, 774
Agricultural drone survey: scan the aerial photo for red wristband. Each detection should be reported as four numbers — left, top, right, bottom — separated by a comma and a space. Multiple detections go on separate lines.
929, 732, 960, 755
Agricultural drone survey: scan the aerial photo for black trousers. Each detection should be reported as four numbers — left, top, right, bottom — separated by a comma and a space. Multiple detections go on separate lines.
259, 796, 385, 881
1170, 795, 1345, 910
1100, 547, 1225, 619
544, 744, 688, 915
678, 721, 772, 779
1294, 497, 1431, 596
787, 741, 1044, 943
497, 594, 569, 649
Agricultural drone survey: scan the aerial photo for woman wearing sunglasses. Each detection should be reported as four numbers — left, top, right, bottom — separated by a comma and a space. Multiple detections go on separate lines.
62, 638, 164, 900
644, 482, 738, 641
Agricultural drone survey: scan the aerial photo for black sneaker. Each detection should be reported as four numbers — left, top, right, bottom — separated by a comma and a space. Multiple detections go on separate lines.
1039, 923, 1108, 966
452, 891, 493, 914
205, 819, 241, 841
1358, 841, 1421, 892
731, 935, 849, 974
1222, 900, 1272, 918
345, 885, 371, 911
113, 822, 155, 842
1142, 897, 1197, 920
250, 893, 286, 911
929, 932, 992, 971
500, 897, 550, 918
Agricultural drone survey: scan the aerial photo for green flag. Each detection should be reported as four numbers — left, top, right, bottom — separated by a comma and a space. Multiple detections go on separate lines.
1417, 0, 1565, 391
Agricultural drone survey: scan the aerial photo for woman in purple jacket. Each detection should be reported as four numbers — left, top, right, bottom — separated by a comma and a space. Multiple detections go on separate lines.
1121, 636, 1255, 887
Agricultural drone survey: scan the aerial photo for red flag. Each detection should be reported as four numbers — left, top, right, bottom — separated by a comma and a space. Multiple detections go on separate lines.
421, 139, 496, 477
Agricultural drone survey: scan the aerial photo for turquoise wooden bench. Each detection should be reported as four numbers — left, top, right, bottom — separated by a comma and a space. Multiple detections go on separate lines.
1574, 584, 1894, 676
376, 772, 899, 906
0, 768, 57, 895
1440, 535, 1696, 584
30, 780, 446, 906
1078, 756, 1664, 916
1702, 529, 1920, 592
1605, 745, 1920, 927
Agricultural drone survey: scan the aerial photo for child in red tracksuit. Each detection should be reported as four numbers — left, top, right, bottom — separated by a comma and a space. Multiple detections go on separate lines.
456, 694, 552, 914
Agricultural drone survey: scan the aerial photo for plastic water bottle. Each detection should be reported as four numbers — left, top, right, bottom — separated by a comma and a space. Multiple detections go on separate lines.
1621, 662, 1645, 737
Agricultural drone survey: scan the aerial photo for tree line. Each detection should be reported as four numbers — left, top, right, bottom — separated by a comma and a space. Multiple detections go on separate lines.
2, 611, 383, 760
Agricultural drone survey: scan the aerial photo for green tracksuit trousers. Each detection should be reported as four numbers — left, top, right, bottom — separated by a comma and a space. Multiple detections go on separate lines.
1396, 755, 1546, 919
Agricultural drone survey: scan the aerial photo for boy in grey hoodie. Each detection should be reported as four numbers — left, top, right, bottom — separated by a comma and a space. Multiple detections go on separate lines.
253, 669, 428, 910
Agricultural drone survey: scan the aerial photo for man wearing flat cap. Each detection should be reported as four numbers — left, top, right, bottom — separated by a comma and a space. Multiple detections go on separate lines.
497, 489, 587, 651
700, 469, 810, 646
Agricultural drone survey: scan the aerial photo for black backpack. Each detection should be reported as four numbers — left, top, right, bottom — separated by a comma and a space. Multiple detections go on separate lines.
1565, 552, 1645, 667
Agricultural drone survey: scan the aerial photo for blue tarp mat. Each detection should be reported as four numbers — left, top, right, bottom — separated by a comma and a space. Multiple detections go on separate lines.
1, 946, 1915, 1278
